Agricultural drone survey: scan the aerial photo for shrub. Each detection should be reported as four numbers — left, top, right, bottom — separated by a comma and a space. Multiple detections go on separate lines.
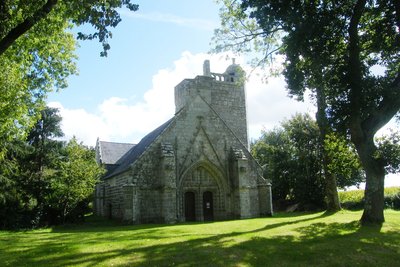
339, 187, 400, 210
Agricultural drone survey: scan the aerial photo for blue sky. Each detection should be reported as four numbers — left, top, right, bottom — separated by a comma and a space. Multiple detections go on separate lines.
48, 0, 314, 145
49, 0, 220, 112
46, 1, 399, 187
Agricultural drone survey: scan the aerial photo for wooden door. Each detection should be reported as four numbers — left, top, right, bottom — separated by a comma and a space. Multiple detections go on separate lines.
184, 192, 196, 221
203, 191, 214, 221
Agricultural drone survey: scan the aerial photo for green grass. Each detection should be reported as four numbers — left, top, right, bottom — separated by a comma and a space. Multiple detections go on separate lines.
1, 210, 399, 266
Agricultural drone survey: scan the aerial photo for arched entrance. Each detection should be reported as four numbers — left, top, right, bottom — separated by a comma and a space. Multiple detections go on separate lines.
184, 191, 196, 221
179, 161, 228, 221
203, 191, 214, 221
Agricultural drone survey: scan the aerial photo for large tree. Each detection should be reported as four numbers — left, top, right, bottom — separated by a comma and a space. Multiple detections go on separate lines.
252, 114, 325, 209
49, 137, 104, 223
0, 0, 138, 160
0, 107, 105, 229
0, 0, 139, 56
215, 0, 400, 224
0, 8, 76, 165
252, 113, 363, 210
24, 107, 64, 209
213, 0, 342, 212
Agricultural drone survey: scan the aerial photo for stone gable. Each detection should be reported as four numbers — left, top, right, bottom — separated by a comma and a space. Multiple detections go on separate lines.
94, 60, 272, 223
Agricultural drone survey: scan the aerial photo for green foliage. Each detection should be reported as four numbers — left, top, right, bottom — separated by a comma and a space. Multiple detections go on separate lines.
212, 0, 280, 71
0, 210, 399, 266
0, 0, 138, 161
215, 0, 400, 224
252, 114, 365, 210
0, 0, 139, 57
324, 133, 364, 188
0, 12, 77, 160
48, 137, 105, 223
0, 107, 104, 229
376, 131, 400, 174
252, 113, 325, 209
0, 1, 135, 228
339, 187, 400, 210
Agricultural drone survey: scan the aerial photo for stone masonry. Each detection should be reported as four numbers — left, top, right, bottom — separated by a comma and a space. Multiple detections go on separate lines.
94, 60, 273, 223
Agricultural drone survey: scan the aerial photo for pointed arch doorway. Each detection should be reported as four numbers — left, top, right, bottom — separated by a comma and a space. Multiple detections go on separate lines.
180, 161, 228, 222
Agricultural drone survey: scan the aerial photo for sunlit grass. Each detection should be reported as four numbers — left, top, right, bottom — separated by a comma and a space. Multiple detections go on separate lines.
1, 210, 399, 266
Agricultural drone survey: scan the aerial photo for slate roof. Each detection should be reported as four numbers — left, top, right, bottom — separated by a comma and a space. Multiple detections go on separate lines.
104, 117, 174, 179
98, 141, 135, 165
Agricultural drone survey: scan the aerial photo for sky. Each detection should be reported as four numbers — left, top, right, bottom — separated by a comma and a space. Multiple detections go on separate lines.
47, 0, 399, 187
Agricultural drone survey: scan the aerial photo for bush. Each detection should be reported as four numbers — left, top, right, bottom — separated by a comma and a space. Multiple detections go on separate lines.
384, 191, 400, 210
339, 187, 400, 210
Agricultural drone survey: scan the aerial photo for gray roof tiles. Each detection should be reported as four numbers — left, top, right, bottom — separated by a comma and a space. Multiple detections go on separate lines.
103, 117, 174, 179
98, 141, 135, 165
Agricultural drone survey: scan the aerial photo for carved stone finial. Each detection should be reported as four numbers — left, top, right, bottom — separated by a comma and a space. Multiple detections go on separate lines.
203, 60, 211, 76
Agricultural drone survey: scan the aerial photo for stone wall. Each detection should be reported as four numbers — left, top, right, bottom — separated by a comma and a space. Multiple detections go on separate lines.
95, 62, 272, 224
175, 75, 248, 148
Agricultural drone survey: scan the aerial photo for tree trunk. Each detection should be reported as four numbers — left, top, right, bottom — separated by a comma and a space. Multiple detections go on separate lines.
354, 137, 385, 225
0, 0, 58, 56
347, 0, 385, 225
316, 87, 341, 212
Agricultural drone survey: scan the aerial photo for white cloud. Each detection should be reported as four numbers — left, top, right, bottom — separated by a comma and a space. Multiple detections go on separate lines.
48, 102, 110, 146
244, 68, 315, 140
121, 10, 217, 31
49, 51, 400, 187
49, 51, 316, 147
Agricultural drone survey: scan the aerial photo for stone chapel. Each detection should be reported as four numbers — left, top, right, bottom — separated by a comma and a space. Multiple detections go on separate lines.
94, 60, 273, 223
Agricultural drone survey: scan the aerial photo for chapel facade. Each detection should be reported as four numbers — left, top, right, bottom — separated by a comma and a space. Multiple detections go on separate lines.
94, 60, 273, 223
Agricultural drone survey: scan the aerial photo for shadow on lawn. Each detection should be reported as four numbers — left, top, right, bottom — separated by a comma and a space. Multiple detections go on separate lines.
3, 213, 399, 267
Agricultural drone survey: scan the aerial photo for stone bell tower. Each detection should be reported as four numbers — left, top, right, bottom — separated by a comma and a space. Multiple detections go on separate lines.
174, 59, 249, 148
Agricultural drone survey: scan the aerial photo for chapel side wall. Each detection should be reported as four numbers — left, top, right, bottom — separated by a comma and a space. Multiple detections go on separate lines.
128, 141, 172, 223
101, 172, 133, 220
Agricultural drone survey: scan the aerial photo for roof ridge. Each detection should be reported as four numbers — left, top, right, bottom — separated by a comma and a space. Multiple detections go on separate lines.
103, 117, 175, 179
99, 140, 136, 145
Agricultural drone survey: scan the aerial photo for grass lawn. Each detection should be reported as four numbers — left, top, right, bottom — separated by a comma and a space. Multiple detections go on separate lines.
0, 210, 399, 267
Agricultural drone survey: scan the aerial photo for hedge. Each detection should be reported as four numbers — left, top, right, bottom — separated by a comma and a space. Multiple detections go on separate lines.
339, 187, 400, 210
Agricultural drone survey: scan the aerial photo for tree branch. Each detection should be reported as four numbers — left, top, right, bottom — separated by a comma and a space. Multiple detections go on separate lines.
348, 0, 367, 141
0, 0, 58, 56
363, 72, 400, 136
361, 0, 400, 136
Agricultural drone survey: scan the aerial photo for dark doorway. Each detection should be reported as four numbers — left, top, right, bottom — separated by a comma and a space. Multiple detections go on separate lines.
184, 192, 196, 221
203, 191, 214, 221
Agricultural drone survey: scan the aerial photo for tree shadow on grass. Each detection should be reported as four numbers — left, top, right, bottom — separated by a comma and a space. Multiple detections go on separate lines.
52, 211, 331, 234
2, 212, 399, 267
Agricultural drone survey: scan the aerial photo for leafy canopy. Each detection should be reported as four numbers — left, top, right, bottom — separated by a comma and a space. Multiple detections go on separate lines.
214, 0, 400, 224
252, 113, 363, 209
0, 0, 139, 56
0, 12, 77, 160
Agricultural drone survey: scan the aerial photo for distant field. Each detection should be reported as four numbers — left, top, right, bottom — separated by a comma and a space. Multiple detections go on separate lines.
1, 210, 399, 266
339, 187, 400, 202
339, 187, 400, 210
